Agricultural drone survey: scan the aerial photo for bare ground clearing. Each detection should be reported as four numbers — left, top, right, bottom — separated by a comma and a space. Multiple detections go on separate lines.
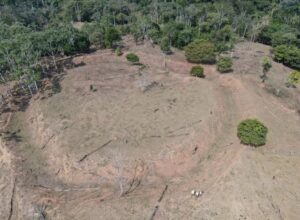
0, 39, 299, 219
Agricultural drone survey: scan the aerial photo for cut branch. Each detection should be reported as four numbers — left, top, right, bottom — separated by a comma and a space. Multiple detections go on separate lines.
158, 185, 168, 202
149, 205, 159, 220
8, 178, 16, 220
41, 134, 55, 149
78, 140, 112, 162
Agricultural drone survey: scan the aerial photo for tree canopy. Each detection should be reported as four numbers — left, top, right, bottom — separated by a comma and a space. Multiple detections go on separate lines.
0, 0, 299, 82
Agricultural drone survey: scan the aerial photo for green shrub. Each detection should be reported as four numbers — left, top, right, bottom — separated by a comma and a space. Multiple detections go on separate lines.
217, 57, 233, 73
190, 66, 205, 78
185, 40, 216, 64
213, 25, 234, 52
148, 28, 162, 44
287, 70, 300, 88
115, 47, 123, 56
237, 119, 268, 147
104, 27, 121, 48
160, 37, 172, 54
176, 29, 193, 49
262, 57, 272, 72
82, 23, 105, 47
35, 25, 90, 56
260, 57, 272, 82
59, 29, 90, 55
273, 45, 300, 70
126, 53, 139, 63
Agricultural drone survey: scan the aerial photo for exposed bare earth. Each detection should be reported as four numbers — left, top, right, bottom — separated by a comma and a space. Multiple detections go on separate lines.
0, 39, 299, 220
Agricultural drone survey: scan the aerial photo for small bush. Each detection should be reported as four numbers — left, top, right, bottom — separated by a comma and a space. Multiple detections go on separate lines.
115, 47, 123, 56
190, 66, 205, 78
237, 119, 268, 147
160, 37, 172, 54
185, 40, 216, 64
217, 57, 233, 73
126, 53, 139, 63
262, 57, 272, 73
287, 70, 300, 88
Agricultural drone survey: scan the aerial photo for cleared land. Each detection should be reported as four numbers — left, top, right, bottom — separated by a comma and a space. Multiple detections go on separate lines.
0, 39, 300, 220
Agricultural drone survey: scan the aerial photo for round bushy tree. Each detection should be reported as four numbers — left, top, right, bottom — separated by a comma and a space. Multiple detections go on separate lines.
160, 37, 172, 54
237, 119, 268, 147
190, 66, 205, 78
185, 40, 216, 64
217, 57, 233, 73
126, 53, 139, 63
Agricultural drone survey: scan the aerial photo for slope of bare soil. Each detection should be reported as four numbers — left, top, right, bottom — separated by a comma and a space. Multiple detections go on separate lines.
0, 39, 299, 219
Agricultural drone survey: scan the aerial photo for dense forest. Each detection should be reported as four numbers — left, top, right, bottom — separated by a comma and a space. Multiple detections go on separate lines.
0, 0, 299, 85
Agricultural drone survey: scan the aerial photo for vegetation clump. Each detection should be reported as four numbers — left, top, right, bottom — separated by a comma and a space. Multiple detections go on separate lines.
261, 57, 272, 82
273, 45, 300, 70
115, 47, 123, 56
237, 119, 268, 147
185, 40, 216, 64
286, 71, 300, 88
160, 37, 172, 54
0, 0, 299, 84
126, 53, 139, 64
82, 24, 120, 48
190, 66, 205, 78
262, 57, 272, 72
217, 57, 233, 73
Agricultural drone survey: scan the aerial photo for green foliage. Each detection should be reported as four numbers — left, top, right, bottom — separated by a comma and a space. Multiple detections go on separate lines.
104, 27, 121, 48
217, 57, 233, 73
257, 23, 299, 47
213, 25, 234, 52
115, 47, 123, 56
82, 23, 121, 48
185, 40, 216, 64
271, 32, 299, 48
262, 57, 272, 73
288, 71, 300, 87
147, 28, 162, 44
176, 29, 193, 49
273, 45, 300, 70
190, 66, 205, 78
126, 53, 139, 63
237, 119, 268, 147
0, 23, 90, 81
160, 37, 171, 54
38, 25, 90, 56
1, 0, 299, 82
82, 23, 104, 47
